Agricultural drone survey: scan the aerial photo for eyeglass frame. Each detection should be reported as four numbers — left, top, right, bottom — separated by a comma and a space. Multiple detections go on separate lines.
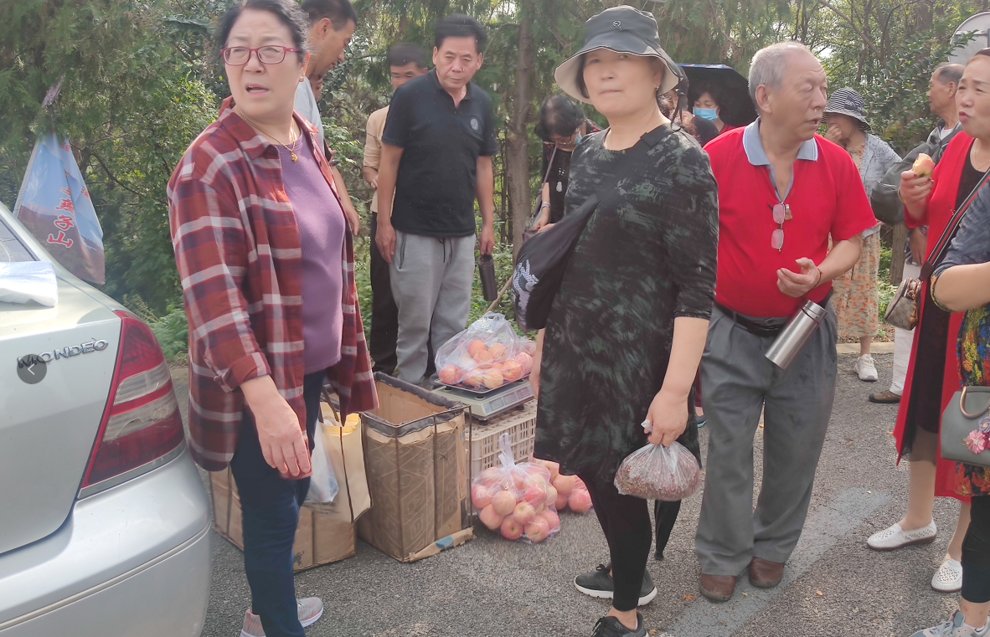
220, 45, 303, 66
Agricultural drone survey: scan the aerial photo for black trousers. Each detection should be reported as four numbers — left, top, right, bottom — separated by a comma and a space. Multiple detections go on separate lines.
963, 494, 990, 603
369, 214, 398, 374
580, 471, 652, 611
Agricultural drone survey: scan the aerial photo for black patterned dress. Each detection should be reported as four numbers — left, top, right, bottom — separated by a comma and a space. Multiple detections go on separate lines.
534, 125, 719, 484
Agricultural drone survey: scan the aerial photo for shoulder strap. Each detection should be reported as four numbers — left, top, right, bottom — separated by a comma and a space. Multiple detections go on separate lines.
922, 167, 990, 279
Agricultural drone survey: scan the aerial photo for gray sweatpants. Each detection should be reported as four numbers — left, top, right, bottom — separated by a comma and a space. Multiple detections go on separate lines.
695, 303, 838, 575
389, 230, 474, 384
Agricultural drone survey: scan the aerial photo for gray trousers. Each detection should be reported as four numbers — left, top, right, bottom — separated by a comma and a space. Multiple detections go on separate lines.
695, 304, 838, 575
389, 230, 474, 384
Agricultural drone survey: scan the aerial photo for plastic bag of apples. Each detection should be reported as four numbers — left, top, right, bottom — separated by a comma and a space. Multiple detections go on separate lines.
472, 434, 561, 543
435, 313, 535, 391
529, 458, 593, 514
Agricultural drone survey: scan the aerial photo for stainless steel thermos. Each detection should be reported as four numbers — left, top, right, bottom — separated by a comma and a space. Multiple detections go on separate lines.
765, 300, 827, 369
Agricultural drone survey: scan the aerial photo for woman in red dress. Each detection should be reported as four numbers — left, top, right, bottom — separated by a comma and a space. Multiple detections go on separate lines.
865, 73, 990, 592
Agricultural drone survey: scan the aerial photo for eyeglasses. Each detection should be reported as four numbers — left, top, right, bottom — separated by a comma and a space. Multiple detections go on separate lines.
771, 203, 792, 252
221, 45, 302, 66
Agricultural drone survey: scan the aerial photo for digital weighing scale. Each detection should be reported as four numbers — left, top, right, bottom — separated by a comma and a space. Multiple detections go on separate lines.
431, 379, 533, 421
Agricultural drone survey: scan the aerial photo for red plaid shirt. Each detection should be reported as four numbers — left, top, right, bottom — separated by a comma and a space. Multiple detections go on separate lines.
167, 105, 377, 471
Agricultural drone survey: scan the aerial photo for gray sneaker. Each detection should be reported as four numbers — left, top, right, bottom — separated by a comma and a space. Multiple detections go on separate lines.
574, 563, 657, 606
909, 611, 989, 637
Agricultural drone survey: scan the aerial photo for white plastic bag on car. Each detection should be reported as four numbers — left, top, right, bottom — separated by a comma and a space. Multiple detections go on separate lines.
0, 261, 58, 307
614, 441, 702, 501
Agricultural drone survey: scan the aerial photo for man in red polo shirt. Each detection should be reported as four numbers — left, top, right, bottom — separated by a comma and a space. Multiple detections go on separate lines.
694, 42, 876, 603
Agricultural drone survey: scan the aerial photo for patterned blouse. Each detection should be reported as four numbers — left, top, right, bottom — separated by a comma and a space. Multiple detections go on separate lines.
935, 184, 990, 496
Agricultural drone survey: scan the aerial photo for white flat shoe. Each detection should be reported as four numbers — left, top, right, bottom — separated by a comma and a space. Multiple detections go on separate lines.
931, 556, 963, 593
866, 520, 937, 551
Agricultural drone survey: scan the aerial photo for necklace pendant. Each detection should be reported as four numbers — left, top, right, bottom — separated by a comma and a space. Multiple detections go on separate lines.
290, 151, 298, 163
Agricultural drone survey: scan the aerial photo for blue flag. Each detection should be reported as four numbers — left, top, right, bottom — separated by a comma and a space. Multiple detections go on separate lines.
14, 133, 105, 285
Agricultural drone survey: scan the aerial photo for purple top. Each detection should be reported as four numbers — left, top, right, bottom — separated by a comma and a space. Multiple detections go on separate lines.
276, 134, 345, 373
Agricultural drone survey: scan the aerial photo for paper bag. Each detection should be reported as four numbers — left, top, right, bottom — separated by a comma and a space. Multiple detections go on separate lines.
313, 404, 371, 523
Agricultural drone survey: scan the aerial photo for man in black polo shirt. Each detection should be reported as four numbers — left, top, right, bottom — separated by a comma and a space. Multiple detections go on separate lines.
375, 14, 497, 384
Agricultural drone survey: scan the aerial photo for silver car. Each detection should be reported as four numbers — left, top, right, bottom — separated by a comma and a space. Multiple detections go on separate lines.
0, 203, 211, 636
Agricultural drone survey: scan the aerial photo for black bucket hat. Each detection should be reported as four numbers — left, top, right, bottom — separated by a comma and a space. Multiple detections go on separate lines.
554, 5, 683, 104
824, 87, 870, 130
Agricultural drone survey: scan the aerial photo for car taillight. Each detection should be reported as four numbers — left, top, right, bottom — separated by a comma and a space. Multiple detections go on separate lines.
80, 311, 185, 495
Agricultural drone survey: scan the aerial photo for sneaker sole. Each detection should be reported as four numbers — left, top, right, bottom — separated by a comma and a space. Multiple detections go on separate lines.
574, 580, 658, 606
866, 534, 937, 552
931, 581, 963, 593
238, 608, 324, 637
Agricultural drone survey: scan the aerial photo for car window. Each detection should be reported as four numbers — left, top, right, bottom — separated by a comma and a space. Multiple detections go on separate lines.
0, 219, 35, 263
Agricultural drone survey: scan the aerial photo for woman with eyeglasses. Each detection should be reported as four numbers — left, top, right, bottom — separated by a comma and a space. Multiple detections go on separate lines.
868, 50, 990, 604
531, 94, 599, 231
167, 1, 376, 636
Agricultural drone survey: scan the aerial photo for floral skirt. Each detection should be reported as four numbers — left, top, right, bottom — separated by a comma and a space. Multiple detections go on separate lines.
833, 232, 880, 341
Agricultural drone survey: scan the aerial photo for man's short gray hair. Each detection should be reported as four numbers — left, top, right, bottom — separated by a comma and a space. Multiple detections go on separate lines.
748, 41, 814, 106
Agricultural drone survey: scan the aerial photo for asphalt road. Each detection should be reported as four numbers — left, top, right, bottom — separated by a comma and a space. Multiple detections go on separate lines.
175, 351, 966, 637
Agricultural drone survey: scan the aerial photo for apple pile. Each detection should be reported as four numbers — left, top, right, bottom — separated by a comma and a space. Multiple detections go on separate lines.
472, 463, 560, 543
530, 458, 593, 514
435, 313, 538, 391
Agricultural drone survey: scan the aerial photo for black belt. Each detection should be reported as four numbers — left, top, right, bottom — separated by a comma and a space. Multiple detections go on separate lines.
715, 303, 787, 338
715, 293, 832, 339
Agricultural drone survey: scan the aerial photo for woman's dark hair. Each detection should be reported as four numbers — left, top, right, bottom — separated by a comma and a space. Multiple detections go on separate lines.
216, 0, 309, 59
434, 14, 487, 53
535, 95, 586, 141
691, 81, 722, 107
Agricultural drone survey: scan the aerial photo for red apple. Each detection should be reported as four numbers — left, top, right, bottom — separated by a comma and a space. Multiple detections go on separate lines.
471, 483, 493, 510
513, 501, 536, 526
522, 484, 546, 510
478, 467, 502, 488
489, 342, 507, 361
912, 153, 935, 178
481, 367, 504, 389
555, 492, 568, 511
568, 489, 593, 514
500, 516, 524, 541
541, 509, 561, 533
478, 505, 504, 530
438, 364, 462, 385
544, 485, 558, 508
525, 516, 551, 543
553, 474, 578, 496
491, 489, 517, 517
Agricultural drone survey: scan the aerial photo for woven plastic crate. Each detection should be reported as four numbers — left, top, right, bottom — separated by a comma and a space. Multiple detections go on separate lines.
468, 400, 537, 478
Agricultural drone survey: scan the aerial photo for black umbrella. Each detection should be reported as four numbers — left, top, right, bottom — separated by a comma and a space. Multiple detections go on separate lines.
680, 64, 757, 128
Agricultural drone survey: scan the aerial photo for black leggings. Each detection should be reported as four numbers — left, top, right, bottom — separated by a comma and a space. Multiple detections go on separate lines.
963, 495, 990, 603
579, 472, 652, 611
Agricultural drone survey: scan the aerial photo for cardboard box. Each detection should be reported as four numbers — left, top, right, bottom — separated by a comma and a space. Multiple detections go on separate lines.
210, 468, 357, 572
357, 374, 473, 562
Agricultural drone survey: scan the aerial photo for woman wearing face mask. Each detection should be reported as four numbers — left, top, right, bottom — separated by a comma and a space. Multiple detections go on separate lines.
531, 6, 717, 636
167, 1, 377, 635
532, 94, 599, 231
693, 82, 735, 135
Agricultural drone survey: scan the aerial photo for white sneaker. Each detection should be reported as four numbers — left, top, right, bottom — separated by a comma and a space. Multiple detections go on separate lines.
932, 556, 964, 593
240, 597, 324, 637
856, 354, 879, 382
866, 520, 937, 551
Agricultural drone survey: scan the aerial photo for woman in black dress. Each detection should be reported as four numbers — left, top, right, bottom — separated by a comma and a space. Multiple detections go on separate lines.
531, 6, 718, 637
532, 94, 598, 231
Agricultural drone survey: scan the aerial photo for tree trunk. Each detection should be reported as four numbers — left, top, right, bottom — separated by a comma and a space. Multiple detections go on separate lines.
505, 6, 535, 256
890, 223, 907, 285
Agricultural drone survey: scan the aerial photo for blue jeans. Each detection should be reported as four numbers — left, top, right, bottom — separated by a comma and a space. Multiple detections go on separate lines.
230, 372, 325, 637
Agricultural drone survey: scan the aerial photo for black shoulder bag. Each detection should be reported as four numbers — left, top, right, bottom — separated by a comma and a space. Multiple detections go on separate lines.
512, 128, 663, 332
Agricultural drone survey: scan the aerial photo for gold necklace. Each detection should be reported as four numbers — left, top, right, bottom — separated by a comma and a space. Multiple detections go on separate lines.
269, 125, 300, 163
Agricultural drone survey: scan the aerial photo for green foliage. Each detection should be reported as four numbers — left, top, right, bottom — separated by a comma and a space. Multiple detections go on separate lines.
149, 305, 190, 363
